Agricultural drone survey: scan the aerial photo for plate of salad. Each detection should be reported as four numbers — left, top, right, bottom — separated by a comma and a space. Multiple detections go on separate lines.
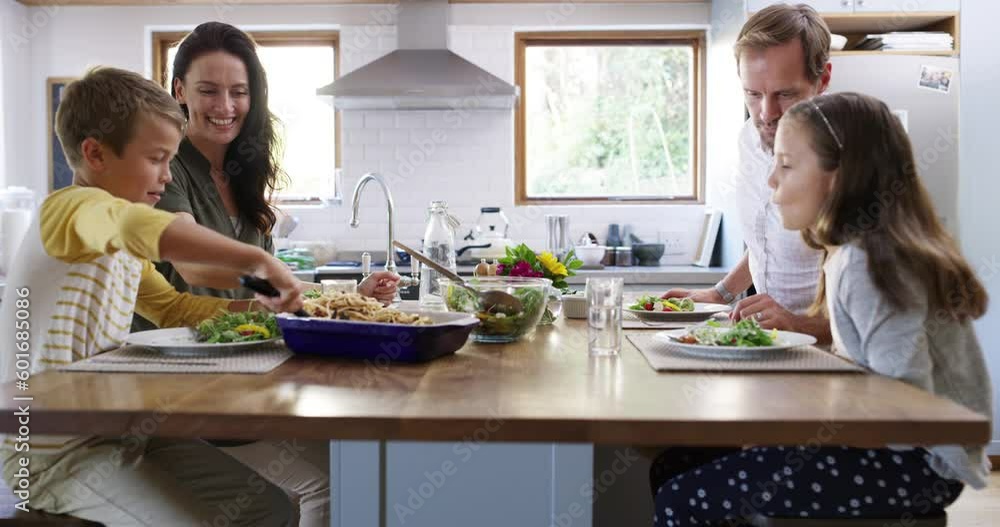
626, 295, 731, 322
654, 319, 817, 359
125, 311, 281, 356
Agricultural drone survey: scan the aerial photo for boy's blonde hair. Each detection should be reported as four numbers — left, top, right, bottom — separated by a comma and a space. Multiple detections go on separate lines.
55, 67, 185, 170
735, 3, 831, 83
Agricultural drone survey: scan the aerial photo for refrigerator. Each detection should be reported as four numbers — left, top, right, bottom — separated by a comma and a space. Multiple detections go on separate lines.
826, 54, 960, 233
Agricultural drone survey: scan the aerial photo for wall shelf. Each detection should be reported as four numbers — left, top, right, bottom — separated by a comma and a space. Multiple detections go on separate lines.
831, 50, 957, 57
824, 11, 960, 56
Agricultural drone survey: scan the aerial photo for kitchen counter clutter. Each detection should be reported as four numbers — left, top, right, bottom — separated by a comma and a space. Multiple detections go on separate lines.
313, 263, 729, 286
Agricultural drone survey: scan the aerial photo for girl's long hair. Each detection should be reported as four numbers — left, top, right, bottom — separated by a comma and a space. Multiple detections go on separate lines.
171, 21, 283, 235
791, 92, 986, 321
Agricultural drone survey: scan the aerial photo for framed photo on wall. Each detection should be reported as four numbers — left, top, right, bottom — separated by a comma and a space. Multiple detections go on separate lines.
693, 208, 722, 267
47, 77, 77, 193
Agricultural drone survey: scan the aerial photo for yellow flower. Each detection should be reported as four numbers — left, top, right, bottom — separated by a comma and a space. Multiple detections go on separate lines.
538, 252, 568, 277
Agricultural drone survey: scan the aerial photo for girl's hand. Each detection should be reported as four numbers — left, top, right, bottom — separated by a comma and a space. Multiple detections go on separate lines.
250, 255, 305, 313
360, 271, 401, 306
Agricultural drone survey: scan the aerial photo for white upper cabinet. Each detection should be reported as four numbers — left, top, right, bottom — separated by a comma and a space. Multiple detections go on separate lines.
747, 0, 854, 12
747, 0, 959, 13
853, 0, 959, 12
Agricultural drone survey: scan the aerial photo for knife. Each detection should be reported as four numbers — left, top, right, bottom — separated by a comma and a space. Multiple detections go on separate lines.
239, 276, 310, 317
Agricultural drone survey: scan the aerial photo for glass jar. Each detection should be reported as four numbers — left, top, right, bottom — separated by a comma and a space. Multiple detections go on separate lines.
419, 201, 458, 310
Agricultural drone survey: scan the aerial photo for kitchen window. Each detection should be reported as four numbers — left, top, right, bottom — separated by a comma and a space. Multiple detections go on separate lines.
514, 31, 706, 204
152, 30, 340, 206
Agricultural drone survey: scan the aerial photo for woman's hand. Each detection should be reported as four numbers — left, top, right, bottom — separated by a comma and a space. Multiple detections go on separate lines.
249, 255, 305, 313
360, 271, 401, 306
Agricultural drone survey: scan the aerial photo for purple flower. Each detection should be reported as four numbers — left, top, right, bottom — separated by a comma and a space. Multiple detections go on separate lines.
496, 264, 507, 275
510, 261, 534, 277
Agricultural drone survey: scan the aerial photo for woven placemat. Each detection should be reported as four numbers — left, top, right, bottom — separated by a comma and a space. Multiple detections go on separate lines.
61, 344, 293, 374
622, 312, 707, 330
623, 314, 685, 330
627, 333, 864, 373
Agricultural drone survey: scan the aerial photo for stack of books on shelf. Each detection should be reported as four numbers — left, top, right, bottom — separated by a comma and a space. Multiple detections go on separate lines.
854, 32, 954, 52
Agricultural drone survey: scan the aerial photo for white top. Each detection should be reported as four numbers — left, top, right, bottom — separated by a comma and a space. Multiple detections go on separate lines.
825, 242, 993, 489
735, 119, 824, 314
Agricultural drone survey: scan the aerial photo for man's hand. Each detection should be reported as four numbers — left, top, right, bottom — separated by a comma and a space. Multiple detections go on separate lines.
360, 271, 401, 306
662, 287, 725, 304
731, 294, 832, 343
731, 294, 796, 330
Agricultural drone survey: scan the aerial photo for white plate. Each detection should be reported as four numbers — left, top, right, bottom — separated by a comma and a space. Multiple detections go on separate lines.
626, 302, 732, 322
125, 327, 281, 357
654, 328, 817, 360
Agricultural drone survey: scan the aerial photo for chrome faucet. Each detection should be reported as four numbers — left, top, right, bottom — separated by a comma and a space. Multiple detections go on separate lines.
349, 172, 398, 277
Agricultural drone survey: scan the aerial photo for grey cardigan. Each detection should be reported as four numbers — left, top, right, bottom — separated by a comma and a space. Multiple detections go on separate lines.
825, 242, 993, 489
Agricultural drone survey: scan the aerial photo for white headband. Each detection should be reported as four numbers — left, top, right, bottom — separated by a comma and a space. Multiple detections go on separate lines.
810, 100, 843, 151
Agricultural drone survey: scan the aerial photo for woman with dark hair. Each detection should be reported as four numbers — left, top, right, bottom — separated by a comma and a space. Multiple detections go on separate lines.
135, 21, 374, 526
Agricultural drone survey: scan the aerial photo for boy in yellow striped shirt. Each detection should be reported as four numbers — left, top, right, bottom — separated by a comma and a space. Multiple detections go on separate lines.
0, 67, 300, 525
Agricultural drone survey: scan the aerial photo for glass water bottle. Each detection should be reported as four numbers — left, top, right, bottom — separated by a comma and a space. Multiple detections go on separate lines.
419, 201, 458, 310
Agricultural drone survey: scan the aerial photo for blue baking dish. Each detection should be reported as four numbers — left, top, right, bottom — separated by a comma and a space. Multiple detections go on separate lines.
276, 311, 479, 363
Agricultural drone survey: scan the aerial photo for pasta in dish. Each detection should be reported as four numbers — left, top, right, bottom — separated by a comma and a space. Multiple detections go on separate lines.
302, 291, 432, 325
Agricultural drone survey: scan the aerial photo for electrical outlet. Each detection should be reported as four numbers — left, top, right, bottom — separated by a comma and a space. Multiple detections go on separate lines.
658, 231, 688, 256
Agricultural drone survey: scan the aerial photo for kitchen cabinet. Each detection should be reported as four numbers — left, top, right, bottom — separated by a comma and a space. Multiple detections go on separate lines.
747, 0, 853, 13
746, 0, 960, 57
853, 0, 959, 12
332, 441, 593, 527
747, 0, 959, 13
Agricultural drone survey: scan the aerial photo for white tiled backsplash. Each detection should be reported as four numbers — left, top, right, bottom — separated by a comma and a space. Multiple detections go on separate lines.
283, 25, 708, 262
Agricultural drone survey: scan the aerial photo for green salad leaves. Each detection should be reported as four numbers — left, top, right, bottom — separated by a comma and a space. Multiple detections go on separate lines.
687, 319, 778, 347
628, 295, 695, 312
196, 311, 280, 343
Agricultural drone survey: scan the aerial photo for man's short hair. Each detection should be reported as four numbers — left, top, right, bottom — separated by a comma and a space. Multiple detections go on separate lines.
55, 67, 185, 170
735, 3, 831, 83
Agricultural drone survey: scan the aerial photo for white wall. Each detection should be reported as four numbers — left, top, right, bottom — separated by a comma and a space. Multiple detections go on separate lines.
4, 1, 727, 260
0, 0, 30, 188
958, 0, 1000, 455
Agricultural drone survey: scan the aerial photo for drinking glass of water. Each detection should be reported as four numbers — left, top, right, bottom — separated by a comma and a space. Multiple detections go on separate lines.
586, 277, 624, 357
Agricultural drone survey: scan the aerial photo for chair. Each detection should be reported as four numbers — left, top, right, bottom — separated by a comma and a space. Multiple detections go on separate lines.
750, 512, 946, 527
0, 481, 103, 526
0, 510, 103, 526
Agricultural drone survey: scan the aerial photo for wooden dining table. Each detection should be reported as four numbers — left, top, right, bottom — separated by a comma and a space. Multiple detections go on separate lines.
0, 318, 990, 527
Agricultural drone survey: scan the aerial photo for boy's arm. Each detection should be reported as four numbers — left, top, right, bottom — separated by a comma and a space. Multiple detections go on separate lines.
157, 217, 303, 313
156, 170, 248, 289
135, 260, 235, 328
41, 186, 176, 263
168, 212, 245, 289
42, 186, 302, 313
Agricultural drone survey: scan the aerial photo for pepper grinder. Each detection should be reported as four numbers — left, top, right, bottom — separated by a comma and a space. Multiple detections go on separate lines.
361, 252, 372, 280
401, 260, 421, 288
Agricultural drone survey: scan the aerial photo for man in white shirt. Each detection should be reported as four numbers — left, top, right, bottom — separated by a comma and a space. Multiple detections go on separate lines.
664, 3, 833, 343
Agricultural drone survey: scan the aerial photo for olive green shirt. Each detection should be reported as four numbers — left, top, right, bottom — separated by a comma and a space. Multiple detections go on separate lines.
131, 138, 273, 332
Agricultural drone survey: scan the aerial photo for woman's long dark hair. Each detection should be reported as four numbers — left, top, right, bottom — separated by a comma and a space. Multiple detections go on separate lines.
171, 21, 282, 235
790, 92, 987, 322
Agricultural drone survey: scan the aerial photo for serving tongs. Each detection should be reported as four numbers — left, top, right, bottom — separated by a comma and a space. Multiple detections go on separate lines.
392, 241, 523, 315
239, 275, 310, 317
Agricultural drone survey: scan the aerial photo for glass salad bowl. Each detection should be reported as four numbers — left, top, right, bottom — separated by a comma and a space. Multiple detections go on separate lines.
440, 276, 552, 343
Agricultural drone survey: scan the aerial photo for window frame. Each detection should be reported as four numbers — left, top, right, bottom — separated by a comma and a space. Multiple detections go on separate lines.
151, 30, 341, 206
514, 30, 707, 205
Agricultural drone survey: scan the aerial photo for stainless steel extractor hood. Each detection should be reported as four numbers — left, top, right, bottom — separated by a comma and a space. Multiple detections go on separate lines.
317, 0, 519, 111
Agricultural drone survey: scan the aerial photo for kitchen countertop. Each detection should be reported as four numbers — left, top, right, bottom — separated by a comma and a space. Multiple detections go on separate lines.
311, 264, 728, 285
293, 270, 316, 282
